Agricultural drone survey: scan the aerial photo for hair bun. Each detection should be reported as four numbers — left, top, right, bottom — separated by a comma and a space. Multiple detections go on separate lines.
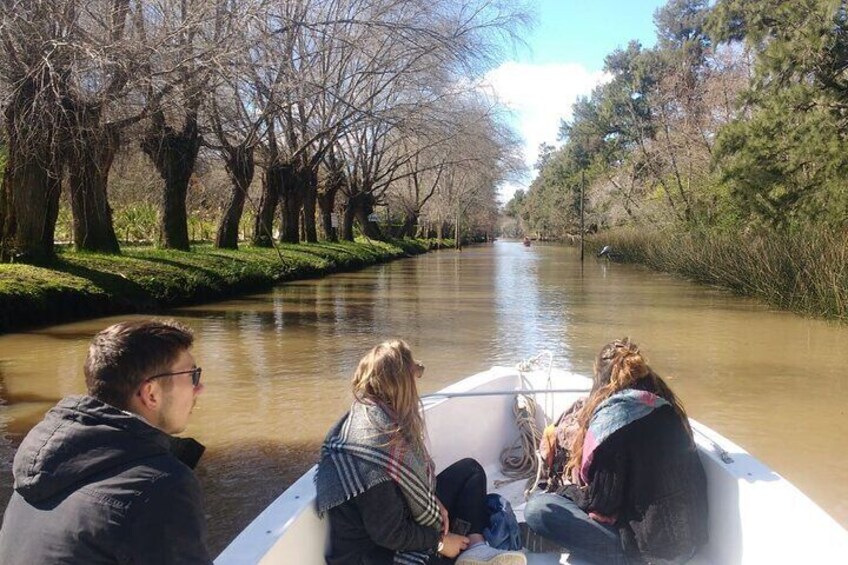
621, 353, 649, 379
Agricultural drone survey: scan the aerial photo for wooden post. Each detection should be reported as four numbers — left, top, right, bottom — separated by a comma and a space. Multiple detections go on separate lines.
580, 169, 585, 262
455, 203, 461, 250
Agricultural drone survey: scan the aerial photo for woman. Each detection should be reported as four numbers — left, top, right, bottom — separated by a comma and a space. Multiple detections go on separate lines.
525, 338, 708, 564
316, 339, 526, 565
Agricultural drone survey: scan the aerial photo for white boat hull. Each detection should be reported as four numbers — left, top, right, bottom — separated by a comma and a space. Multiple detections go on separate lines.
216, 366, 848, 564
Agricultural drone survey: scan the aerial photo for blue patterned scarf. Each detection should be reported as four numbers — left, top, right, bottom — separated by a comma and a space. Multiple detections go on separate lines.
580, 389, 669, 484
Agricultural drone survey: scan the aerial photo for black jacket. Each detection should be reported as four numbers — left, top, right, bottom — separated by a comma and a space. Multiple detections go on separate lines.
326, 480, 442, 565
0, 395, 212, 565
564, 400, 708, 563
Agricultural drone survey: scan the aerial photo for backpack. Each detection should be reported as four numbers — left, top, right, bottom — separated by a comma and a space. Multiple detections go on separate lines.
537, 397, 587, 492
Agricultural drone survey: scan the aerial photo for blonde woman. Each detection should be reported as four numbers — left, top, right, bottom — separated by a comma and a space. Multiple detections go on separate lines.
316, 340, 526, 565
525, 338, 708, 564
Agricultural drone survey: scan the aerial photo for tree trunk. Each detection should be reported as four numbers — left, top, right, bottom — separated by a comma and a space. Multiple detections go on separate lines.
302, 167, 318, 243
253, 164, 283, 247
341, 193, 357, 241
0, 90, 61, 263
396, 211, 418, 238
318, 171, 343, 242
278, 164, 300, 244
215, 145, 255, 249
66, 123, 120, 253
318, 189, 337, 242
141, 113, 201, 251
0, 174, 8, 253
352, 192, 382, 240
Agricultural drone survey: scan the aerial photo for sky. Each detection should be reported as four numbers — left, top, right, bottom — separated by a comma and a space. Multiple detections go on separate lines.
485, 0, 669, 202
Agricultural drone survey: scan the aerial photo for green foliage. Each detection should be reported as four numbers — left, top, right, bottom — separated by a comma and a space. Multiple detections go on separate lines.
517, 144, 592, 239
510, 0, 848, 238
715, 84, 848, 228
113, 203, 159, 242
709, 0, 848, 229
54, 205, 73, 243
503, 0, 848, 323
503, 189, 525, 219
188, 215, 217, 243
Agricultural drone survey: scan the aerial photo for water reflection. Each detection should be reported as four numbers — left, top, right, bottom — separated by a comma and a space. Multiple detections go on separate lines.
0, 241, 846, 554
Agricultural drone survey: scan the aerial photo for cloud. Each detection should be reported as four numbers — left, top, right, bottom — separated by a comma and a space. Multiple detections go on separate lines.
482, 61, 608, 201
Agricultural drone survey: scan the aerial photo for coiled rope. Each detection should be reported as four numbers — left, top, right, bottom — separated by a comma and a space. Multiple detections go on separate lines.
495, 352, 555, 495
495, 394, 544, 495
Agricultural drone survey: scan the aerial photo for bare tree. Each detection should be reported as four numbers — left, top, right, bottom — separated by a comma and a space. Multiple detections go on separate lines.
0, 0, 530, 259
0, 1, 71, 261
56, 0, 130, 254
426, 102, 523, 244
137, 0, 231, 250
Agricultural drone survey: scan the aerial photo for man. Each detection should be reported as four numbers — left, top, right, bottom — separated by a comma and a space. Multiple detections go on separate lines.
0, 319, 212, 564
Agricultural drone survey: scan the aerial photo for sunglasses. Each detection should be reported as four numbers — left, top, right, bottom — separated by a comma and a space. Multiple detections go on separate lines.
147, 367, 202, 387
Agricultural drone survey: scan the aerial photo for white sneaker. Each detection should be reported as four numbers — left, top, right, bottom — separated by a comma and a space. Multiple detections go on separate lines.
455, 543, 527, 565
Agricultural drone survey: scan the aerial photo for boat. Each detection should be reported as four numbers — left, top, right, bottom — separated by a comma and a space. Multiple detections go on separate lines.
215, 361, 848, 564
523, 237, 531, 247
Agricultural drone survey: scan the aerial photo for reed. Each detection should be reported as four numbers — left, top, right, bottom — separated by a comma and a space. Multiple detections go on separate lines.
590, 227, 848, 321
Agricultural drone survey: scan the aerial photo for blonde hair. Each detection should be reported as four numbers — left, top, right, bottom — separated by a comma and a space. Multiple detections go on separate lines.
351, 339, 427, 454
566, 337, 692, 481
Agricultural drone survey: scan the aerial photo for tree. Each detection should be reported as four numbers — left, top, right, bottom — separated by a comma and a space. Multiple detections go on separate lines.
138, 0, 228, 250
710, 0, 848, 228
0, 1, 67, 262
426, 103, 523, 244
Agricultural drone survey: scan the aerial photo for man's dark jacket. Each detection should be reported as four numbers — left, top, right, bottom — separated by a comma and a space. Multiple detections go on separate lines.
0, 395, 212, 564
564, 383, 709, 563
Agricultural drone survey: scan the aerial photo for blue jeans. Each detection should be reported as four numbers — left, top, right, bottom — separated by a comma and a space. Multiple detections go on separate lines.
524, 492, 630, 565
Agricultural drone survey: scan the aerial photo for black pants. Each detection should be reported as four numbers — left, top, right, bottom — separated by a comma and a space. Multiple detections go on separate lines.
430, 458, 489, 564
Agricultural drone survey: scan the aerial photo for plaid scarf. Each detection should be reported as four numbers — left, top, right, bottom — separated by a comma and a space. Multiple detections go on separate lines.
580, 389, 669, 484
316, 401, 441, 565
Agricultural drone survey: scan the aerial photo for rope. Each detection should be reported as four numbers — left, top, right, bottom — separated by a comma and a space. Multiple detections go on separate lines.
495, 393, 543, 496
494, 352, 556, 495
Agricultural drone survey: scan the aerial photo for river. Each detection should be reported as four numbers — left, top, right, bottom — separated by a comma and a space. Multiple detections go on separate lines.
1, 241, 846, 554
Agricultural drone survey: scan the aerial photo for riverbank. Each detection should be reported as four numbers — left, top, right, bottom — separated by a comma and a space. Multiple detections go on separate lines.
589, 227, 848, 322
0, 238, 453, 334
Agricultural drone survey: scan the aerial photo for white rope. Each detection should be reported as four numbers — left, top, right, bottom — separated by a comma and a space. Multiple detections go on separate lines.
494, 352, 556, 495
495, 393, 543, 496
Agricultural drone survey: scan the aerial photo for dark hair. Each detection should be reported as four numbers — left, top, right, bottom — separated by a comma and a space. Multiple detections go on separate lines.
84, 319, 194, 409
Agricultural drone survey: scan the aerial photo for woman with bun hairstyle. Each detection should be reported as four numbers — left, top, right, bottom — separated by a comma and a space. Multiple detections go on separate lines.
525, 338, 708, 564
317, 339, 526, 565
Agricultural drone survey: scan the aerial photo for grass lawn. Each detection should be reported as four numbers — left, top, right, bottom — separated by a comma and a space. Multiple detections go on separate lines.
0, 238, 453, 334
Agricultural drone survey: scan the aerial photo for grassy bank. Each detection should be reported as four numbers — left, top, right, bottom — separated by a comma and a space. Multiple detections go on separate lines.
0, 238, 454, 334
590, 227, 848, 322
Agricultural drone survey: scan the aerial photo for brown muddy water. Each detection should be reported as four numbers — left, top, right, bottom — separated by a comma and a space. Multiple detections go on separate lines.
1, 241, 846, 554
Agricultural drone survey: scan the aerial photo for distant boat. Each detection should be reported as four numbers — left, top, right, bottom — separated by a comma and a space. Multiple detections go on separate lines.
523, 237, 531, 247
215, 364, 848, 564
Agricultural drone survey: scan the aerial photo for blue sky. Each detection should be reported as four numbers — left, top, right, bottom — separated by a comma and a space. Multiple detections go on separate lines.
487, 0, 669, 201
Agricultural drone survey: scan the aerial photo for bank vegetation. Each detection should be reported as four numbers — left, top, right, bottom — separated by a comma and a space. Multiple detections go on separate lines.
504, 0, 848, 321
0, 238, 452, 333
